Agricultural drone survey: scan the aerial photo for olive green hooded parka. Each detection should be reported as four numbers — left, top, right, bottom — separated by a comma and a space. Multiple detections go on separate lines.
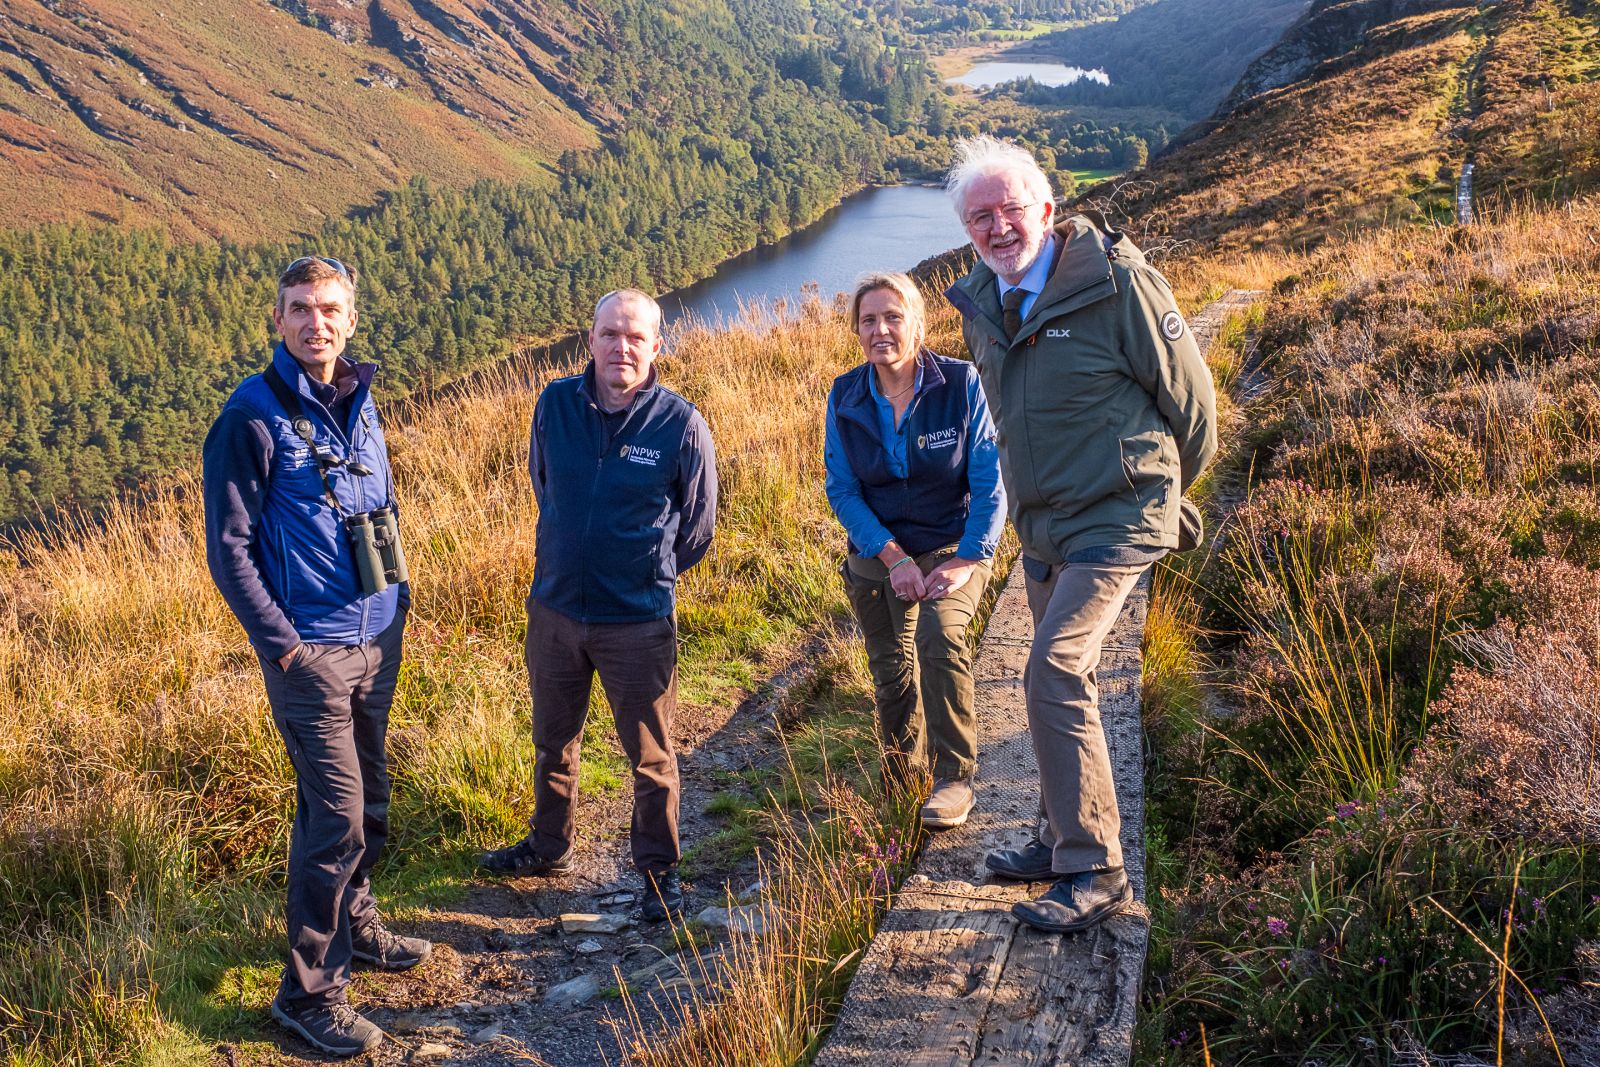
945, 213, 1217, 565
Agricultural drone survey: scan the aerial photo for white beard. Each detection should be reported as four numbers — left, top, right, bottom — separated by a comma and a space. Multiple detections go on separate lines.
979, 231, 1045, 281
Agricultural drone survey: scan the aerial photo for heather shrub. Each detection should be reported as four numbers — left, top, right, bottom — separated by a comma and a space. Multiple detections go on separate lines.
1406, 563, 1600, 847
1149, 796, 1600, 1065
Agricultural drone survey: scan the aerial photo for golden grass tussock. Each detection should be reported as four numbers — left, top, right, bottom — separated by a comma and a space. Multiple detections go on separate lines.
0, 279, 974, 1061
619, 768, 921, 1067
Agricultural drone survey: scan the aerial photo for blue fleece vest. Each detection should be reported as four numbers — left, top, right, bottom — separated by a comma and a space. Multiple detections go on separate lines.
829, 353, 973, 556
528, 369, 702, 623
231, 345, 403, 644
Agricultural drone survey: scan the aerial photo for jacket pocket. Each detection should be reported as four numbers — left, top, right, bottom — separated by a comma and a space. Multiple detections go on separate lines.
1119, 431, 1169, 495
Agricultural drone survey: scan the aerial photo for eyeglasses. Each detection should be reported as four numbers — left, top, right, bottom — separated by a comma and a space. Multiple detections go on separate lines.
281, 255, 354, 284
963, 202, 1039, 232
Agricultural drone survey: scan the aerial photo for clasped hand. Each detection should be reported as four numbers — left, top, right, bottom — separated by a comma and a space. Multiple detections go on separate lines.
887, 554, 979, 602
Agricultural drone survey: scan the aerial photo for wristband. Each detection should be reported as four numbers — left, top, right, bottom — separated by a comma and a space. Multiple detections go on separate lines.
888, 556, 917, 575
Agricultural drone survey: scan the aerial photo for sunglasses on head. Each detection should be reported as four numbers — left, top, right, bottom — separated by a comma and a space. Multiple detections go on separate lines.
282, 255, 353, 283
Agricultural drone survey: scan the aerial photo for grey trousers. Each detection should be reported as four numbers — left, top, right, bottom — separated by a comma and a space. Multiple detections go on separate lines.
843, 547, 992, 783
258, 609, 405, 1008
1024, 561, 1147, 875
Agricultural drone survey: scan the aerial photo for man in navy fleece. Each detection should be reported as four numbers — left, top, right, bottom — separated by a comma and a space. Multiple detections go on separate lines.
204, 256, 429, 1058
478, 288, 717, 924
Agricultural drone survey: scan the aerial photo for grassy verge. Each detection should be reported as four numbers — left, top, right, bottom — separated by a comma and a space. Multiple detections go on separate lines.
0, 275, 979, 1063
1138, 199, 1600, 1063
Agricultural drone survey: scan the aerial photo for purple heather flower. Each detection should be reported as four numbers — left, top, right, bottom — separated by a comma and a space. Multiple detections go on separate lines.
1335, 801, 1360, 819
1532, 897, 1546, 915
1267, 917, 1290, 937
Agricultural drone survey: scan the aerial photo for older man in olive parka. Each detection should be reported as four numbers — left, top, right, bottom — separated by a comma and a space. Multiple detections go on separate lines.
943, 136, 1217, 934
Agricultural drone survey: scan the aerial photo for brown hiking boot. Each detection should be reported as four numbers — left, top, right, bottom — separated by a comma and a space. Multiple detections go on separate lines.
920, 778, 975, 830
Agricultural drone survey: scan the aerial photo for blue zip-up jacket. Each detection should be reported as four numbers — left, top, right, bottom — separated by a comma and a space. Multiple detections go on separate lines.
204, 344, 405, 661
824, 351, 1005, 560
528, 363, 717, 623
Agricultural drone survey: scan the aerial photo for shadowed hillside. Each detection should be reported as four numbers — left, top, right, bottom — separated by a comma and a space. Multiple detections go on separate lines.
1093, 0, 1481, 252
1092, 0, 1600, 254
1030, 0, 1311, 121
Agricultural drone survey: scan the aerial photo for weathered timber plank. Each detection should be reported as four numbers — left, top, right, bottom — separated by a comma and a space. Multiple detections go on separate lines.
813, 882, 1015, 1066
973, 911, 1149, 1066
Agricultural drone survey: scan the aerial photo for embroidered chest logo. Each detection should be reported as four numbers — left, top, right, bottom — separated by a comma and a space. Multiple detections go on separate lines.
1046, 328, 1071, 339
919, 427, 961, 450
1161, 311, 1186, 341
623, 444, 661, 466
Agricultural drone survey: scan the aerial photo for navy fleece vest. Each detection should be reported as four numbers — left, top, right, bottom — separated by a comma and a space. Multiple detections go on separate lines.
829, 353, 973, 556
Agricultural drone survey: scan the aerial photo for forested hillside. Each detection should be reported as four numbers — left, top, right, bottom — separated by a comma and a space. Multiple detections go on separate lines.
0, 0, 953, 525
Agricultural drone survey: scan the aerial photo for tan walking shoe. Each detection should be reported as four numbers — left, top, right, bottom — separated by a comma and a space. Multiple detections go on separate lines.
920, 778, 975, 829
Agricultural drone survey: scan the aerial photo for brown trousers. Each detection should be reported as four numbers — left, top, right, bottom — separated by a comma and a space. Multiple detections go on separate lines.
1024, 560, 1148, 875
843, 546, 992, 784
526, 597, 680, 873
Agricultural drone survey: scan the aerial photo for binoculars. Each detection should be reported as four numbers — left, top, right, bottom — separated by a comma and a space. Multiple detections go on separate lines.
345, 507, 409, 595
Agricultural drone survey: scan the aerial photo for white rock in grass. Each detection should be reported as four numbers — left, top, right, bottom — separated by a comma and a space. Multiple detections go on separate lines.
411, 1043, 451, 1062
545, 974, 600, 1008
576, 939, 604, 954
696, 904, 766, 936
560, 912, 631, 935
469, 1022, 503, 1044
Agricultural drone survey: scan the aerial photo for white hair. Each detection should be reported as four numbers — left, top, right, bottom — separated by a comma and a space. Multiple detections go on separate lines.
593, 287, 662, 331
944, 135, 1054, 216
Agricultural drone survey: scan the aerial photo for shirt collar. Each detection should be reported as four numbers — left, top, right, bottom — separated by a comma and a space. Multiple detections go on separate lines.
996, 233, 1057, 303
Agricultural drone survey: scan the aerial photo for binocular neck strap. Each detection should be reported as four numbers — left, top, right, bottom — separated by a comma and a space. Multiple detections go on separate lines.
263, 363, 344, 516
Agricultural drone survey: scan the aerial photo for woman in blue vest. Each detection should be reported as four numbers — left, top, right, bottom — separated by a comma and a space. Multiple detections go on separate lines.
824, 271, 1006, 830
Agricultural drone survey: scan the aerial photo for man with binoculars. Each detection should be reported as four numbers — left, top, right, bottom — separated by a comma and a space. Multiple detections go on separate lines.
204, 255, 429, 1057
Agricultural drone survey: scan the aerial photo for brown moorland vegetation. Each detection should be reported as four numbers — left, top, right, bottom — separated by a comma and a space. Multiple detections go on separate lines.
1140, 191, 1600, 1063
0, 0, 601, 240
1103, 2, 1480, 252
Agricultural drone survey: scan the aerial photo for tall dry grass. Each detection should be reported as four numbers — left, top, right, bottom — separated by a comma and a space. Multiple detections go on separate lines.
0, 277, 974, 1063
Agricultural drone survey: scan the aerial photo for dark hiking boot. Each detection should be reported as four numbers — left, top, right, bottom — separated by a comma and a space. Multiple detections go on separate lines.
351, 919, 432, 971
477, 837, 574, 877
271, 999, 384, 1057
920, 778, 975, 830
641, 869, 685, 923
1011, 867, 1133, 934
984, 838, 1055, 881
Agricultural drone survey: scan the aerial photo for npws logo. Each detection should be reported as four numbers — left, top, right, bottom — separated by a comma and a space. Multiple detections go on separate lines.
622, 444, 662, 466
918, 427, 961, 450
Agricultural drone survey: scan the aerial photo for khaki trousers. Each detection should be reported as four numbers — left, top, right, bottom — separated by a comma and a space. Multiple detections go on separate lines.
1024, 560, 1148, 874
843, 546, 992, 784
